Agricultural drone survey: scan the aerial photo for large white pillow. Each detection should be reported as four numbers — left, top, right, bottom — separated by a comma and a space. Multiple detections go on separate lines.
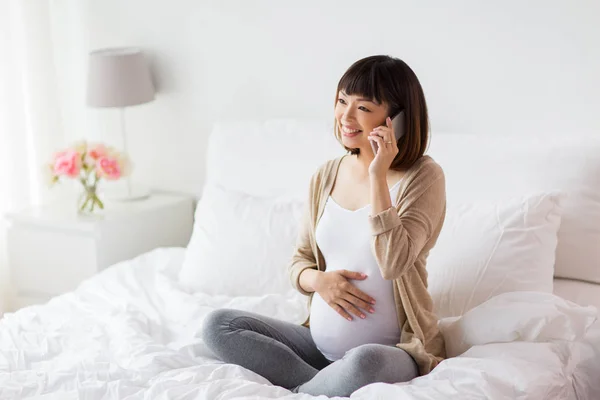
180, 120, 342, 297
205, 120, 343, 200
427, 192, 565, 318
179, 182, 303, 296
427, 133, 600, 284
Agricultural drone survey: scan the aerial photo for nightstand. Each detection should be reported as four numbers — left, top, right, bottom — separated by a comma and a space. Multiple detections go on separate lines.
5, 192, 194, 310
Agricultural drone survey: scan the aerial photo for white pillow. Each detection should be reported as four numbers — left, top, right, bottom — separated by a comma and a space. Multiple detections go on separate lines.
427, 133, 600, 284
439, 291, 598, 357
206, 120, 343, 200
179, 182, 303, 296
427, 192, 565, 319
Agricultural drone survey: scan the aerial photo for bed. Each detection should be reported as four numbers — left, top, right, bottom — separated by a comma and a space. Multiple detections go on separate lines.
1, 120, 600, 400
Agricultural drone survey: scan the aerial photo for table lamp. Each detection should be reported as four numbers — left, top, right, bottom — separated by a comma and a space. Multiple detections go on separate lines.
86, 47, 155, 200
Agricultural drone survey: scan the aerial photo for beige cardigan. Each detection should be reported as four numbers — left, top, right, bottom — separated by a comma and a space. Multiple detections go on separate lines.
288, 154, 447, 375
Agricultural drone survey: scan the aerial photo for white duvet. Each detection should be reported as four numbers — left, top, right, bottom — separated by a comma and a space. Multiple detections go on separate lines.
1, 247, 599, 400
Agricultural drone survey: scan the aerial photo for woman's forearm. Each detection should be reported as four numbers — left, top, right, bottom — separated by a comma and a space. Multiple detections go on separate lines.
370, 174, 393, 215
298, 268, 323, 294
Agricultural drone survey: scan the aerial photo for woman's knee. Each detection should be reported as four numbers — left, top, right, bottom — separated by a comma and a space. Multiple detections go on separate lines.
343, 344, 386, 373
201, 308, 240, 345
343, 344, 418, 382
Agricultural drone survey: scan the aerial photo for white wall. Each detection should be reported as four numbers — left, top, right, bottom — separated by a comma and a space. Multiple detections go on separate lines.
49, 0, 600, 197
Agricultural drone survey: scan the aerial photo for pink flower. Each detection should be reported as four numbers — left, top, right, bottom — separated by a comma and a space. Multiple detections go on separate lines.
53, 150, 81, 178
87, 144, 107, 160
96, 156, 122, 180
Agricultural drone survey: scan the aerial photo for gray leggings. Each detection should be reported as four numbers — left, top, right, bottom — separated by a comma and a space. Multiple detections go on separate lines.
200, 308, 419, 397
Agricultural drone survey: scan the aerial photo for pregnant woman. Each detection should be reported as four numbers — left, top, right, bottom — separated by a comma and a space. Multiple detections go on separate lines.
201, 55, 446, 397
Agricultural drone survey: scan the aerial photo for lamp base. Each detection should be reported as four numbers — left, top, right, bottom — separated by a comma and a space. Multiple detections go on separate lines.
104, 185, 151, 202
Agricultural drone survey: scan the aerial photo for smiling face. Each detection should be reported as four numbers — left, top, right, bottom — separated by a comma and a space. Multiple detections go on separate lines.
332, 55, 430, 169
335, 90, 390, 154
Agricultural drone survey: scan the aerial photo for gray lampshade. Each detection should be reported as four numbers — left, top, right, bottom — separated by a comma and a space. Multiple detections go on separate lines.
86, 47, 155, 108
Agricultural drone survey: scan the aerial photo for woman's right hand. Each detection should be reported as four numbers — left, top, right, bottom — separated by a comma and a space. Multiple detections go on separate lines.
314, 270, 376, 321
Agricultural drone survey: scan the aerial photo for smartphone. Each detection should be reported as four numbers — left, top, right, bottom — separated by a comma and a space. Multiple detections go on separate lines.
370, 110, 406, 155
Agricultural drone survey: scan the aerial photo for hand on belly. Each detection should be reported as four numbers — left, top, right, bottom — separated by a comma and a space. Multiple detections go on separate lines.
312, 269, 376, 321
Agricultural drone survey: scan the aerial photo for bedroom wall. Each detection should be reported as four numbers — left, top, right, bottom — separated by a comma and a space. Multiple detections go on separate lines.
48, 0, 600, 197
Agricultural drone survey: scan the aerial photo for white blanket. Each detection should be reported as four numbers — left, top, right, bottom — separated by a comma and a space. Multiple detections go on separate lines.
1, 247, 599, 400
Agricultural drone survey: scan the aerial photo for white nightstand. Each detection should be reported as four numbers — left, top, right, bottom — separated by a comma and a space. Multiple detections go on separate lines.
5, 192, 194, 310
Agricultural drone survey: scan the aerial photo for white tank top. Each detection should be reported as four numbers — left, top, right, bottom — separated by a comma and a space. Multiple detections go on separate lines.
310, 180, 402, 361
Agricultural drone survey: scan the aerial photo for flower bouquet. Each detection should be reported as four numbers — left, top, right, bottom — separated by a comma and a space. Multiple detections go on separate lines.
47, 141, 130, 214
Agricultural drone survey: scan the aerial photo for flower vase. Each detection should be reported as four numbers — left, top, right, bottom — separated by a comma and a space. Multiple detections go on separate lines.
78, 184, 104, 215
48, 140, 129, 216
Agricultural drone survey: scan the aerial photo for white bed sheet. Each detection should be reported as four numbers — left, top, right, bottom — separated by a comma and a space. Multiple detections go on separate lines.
0, 247, 599, 400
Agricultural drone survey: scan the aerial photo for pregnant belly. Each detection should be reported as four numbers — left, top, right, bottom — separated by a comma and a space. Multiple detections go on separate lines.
309, 279, 401, 361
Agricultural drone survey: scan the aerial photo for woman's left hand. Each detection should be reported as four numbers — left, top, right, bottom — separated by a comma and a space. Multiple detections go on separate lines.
368, 116, 399, 177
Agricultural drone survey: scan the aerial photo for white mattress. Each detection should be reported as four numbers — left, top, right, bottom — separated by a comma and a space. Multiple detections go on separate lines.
0, 247, 599, 400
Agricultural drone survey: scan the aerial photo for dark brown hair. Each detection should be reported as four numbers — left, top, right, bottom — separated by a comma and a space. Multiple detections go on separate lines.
333, 55, 430, 170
